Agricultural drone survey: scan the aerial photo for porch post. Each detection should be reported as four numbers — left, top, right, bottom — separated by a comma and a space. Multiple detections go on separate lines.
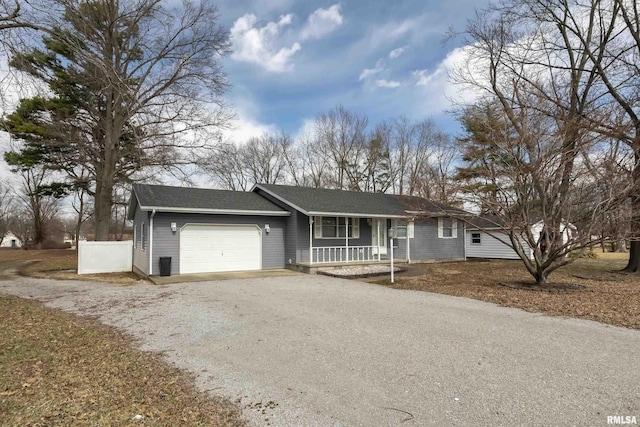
309, 216, 313, 265
345, 216, 349, 263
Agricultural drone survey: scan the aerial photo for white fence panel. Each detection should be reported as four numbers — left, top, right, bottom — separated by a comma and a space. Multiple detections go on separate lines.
78, 241, 133, 275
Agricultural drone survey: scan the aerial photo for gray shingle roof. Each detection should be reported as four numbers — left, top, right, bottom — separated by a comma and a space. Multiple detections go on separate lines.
254, 183, 467, 217
465, 215, 505, 229
129, 184, 288, 218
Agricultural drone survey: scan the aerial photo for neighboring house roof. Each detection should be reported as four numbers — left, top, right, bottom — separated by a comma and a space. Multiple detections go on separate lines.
128, 184, 290, 219
253, 183, 467, 218
466, 215, 505, 230
465, 215, 578, 231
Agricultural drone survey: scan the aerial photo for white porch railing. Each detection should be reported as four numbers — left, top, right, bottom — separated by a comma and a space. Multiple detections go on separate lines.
311, 246, 382, 264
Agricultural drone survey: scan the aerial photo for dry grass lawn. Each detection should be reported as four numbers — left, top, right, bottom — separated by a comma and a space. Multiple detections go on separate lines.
0, 248, 144, 285
378, 253, 640, 330
0, 294, 246, 426
0, 249, 245, 425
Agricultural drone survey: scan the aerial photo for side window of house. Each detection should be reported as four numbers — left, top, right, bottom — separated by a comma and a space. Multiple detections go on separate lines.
134, 224, 137, 249
141, 223, 145, 249
438, 218, 457, 239
471, 233, 481, 244
393, 220, 407, 238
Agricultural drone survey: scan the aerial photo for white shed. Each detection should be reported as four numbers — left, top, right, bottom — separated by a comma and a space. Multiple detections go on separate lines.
0, 231, 21, 248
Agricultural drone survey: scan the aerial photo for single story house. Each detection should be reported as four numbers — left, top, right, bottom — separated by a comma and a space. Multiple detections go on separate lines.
465, 215, 576, 260
0, 231, 21, 248
127, 183, 468, 276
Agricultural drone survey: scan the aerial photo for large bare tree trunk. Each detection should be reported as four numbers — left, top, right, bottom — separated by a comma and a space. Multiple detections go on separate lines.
624, 146, 640, 272
93, 162, 115, 241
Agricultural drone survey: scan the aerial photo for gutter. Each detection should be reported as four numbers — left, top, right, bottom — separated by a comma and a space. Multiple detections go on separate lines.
138, 206, 290, 217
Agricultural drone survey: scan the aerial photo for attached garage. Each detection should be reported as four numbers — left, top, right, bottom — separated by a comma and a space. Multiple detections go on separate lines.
128, 184, 289, 277
180, 224, 262, 274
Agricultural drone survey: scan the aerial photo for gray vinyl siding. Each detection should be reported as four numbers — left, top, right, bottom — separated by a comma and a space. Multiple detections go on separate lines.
132, 206, 149, 275
151, 213, 286, 275
254, 189, 299, 265
466, 230, 533, 260
296, 211, 310, 263
400, 218, 464, 261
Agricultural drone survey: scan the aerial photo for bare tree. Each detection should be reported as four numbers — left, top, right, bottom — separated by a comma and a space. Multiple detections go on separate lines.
201, 132, 294, 190
541, 0, 640, 271
240, 133, 292, 186
314, 106, 369, 190
452, 0, 619, 283
293, 133, 331, 188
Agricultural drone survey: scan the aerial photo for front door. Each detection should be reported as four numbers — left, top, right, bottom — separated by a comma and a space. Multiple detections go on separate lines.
372, 219, 387, 255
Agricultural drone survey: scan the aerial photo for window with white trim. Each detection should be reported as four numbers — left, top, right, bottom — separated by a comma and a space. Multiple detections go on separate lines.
140, 223, 145, 249
392, 220, 407, 239
314, 217, 360, 239
438, 218, 457, 239
471, 232, 481, 244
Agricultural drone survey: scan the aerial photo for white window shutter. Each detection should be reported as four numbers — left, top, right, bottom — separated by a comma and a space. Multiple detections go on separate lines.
437, 218, 443, 238
408, 221, 414, 238
452, 219, 458, 238
314, 216, 322, 238
352, 218, 360, 239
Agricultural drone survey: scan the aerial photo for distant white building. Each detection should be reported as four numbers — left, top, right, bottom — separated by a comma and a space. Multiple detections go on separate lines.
466, 216, 576, 260
0, 231, 21, 248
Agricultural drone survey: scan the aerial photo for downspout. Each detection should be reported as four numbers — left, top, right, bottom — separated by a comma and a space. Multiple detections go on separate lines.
148, 209, 156, 276
309, 216, 313, 265
406, 220, 411, 264
463, 222, 467, 261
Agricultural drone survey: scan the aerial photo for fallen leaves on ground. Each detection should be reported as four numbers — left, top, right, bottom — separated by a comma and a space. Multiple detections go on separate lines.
0, 294, 246, 426
379, 258, 640, 330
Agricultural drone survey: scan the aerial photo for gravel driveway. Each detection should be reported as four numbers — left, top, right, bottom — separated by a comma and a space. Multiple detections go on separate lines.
1, 275, 639, 426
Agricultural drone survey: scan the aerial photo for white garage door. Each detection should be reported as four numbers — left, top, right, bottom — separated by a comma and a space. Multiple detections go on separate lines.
180, 224, 262, 274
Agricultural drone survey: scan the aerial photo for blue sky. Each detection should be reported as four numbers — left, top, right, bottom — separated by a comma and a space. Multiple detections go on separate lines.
214, 0, 490, 142
0, 0, 489, 188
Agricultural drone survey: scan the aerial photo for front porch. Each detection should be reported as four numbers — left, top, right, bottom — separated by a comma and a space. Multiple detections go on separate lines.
304, 215, 399, 264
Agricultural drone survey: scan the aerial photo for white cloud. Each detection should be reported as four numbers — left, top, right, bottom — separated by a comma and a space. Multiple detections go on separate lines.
230, 13, 302, 73
375, 79, 401, 88
224, 112, 279, 145
301, 4, 343, 40
388, 46, 407, 59
368, 18, 418, 46
413, 68, 440, 87
293, 117, 316, 141
412, 46, 482, 111
359, 59, 385, 81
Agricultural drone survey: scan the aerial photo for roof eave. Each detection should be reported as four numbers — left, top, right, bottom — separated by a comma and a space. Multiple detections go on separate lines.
308, 211, 407, 219
405, 210, 472, 217
126, 190, 142, 221
137, 205, 290, 217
